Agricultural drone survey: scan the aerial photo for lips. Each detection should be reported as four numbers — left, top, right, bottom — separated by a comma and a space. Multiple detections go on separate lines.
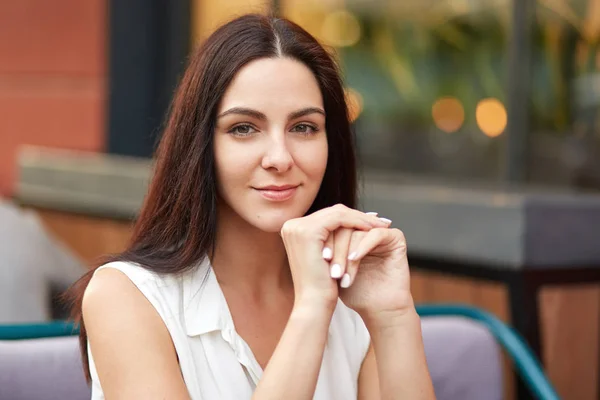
258, 184, 298, 191
254, 184, 299, 201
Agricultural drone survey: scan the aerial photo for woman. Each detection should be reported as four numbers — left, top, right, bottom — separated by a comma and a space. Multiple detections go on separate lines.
69, 14, 435, 400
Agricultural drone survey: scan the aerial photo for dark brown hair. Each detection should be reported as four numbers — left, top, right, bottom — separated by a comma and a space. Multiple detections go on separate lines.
66, 13, 357, 380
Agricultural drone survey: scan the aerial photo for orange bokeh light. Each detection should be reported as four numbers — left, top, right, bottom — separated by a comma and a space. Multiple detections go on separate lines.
476, 98, 507, 137
432, 97, 465, 133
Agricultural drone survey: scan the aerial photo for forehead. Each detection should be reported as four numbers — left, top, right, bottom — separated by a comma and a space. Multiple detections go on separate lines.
218, 57, 324, 113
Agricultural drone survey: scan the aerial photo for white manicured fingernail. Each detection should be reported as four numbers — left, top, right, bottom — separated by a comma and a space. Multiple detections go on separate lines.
340, 273, 351, 288
379, 217, 392, 224
366, 212, 378, 216
322, 247, 333, 260
348, 252, 358, 261
330, 264, 343, 278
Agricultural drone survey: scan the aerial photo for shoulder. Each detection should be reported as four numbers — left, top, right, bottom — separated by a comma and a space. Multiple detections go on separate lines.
82, 262, 159, 327
82, 262, 172, 359
82, 262, 190, 399
82, 260, 181, 334
94, 261, 160, 285
83, 261, 182, 320
84, 263, 149, 311
83, 259, 208, 328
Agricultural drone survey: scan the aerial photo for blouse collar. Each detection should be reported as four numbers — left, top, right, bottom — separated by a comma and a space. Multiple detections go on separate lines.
183, 257, 232, 336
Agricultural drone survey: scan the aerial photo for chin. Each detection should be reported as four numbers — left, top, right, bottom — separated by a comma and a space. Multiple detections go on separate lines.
248, 205, 309, 233
250, 213, 296, 233
253, 220, 287, 233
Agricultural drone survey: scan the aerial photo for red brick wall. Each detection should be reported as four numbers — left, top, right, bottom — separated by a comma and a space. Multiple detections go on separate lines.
0, 0, 107, 195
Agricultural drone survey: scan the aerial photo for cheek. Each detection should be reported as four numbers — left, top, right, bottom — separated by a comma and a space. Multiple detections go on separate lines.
214, 139, 258, 194
300, 138, 328, 180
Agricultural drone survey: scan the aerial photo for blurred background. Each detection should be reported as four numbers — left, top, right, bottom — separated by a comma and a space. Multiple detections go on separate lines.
4, 0, 600, 193
1, 1, 600, 399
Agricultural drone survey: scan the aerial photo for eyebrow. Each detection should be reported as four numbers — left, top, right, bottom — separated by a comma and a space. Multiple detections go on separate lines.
217, 107, 325, 121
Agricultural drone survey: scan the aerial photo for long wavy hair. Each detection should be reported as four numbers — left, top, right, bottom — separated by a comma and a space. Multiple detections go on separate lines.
65, 13, 357, 380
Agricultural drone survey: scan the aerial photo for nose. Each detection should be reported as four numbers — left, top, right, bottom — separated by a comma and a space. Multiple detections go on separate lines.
261, 134, 294, 173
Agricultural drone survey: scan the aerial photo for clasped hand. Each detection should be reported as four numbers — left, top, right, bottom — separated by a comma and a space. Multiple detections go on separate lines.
280, 204, 414, 323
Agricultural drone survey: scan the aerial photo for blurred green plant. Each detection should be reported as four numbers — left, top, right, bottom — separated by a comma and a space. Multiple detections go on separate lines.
338, 0, 599, 135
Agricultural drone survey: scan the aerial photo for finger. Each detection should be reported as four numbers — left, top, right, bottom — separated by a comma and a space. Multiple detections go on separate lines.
312, 205, 391, 235
340, 230, 366, 288
344, 227, 403, 287
349, 227, 404, 266
330, 228, 352, 279
322, 233, 334, 261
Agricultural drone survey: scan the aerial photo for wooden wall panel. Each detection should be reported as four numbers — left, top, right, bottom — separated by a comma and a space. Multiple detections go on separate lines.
32, 209, 133, 266
540, 285, 600, 400
410, 269, 429, 303
419, 271, 478, 304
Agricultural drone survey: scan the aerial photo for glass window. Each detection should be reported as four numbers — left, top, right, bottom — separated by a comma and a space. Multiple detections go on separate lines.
528, 0, 600, 190
282, 0, 513, 182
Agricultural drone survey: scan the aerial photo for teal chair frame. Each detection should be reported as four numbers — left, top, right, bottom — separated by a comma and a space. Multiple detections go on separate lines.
0, 304, 560, 399
0, 320, 79, 340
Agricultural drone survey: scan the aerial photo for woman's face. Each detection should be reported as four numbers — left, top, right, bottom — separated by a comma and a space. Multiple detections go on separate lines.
214, 57, 328, 233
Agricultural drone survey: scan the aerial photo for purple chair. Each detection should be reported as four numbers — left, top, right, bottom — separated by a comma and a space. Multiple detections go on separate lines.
0, 336, 90, 400
422, 316, 503, 400
0, 317, 506, 400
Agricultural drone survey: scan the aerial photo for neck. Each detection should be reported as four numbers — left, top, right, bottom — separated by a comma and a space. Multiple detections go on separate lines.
210, 203, 292, 297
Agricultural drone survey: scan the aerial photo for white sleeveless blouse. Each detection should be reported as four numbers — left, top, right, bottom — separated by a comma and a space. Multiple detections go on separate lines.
88, 258, 371, 399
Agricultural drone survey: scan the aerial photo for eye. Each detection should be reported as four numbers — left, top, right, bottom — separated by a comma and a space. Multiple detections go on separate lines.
228, 124, 258, 137
291, 123, 319, 135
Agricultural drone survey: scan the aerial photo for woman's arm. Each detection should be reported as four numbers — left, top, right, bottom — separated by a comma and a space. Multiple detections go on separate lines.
253, 206, 389, 399
358, 307, 436, 400
252, 298, 334, 400
83, 269, 191, 400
